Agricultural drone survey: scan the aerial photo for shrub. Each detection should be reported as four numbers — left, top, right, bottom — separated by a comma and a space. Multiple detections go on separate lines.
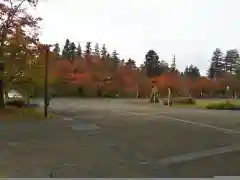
162, 97, 196, 105
103, 91, 118, 98
206, 101, 240, 110
6, 99, 25, 108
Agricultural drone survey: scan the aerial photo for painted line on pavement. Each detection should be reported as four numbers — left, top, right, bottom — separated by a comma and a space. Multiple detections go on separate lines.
158, 144, 240, 166
109, 109, 240, 135
45, 103, 240, 135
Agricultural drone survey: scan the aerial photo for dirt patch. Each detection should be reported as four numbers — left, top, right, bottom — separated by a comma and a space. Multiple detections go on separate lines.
0, 107, 46, 121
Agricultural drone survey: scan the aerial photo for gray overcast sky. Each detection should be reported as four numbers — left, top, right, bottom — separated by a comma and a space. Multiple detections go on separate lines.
36, 0, 240, 75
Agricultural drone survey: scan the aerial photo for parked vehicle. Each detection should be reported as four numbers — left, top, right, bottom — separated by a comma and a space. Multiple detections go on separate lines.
4, 90, 25, 108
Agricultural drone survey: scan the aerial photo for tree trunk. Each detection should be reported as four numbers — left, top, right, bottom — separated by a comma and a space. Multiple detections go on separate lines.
0, 62, 5, 108
0, 83, 5, 108
26, 91, 30, 104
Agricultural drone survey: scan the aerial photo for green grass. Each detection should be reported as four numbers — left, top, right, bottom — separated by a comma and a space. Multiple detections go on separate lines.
196, 99, 240, 108
128, 98, 240, 110
170, 99, 240, 109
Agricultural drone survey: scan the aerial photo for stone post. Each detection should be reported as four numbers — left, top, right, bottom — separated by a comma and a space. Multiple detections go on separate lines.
168, 87, 172, 106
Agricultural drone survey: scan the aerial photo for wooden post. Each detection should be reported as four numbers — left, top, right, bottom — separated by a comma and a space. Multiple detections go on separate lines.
44, 46, 49, 118
0, 62, 5, 108
168, 87, 172, 106
136, 84, 139, 98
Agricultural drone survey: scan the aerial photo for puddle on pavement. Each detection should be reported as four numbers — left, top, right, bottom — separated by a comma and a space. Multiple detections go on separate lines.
108, 141, 117, 149
7, 142, 20, 147
70, 123, 100, 131
63, 117, 75, 121
72, 115, 105, 120
139, 160, 149, 165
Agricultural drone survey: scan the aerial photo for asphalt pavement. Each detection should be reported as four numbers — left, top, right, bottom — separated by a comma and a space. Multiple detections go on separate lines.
1, 98, 240, 177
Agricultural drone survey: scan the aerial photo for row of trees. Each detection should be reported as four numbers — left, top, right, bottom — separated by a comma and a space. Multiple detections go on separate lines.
54, 39, 240, 80
1, 0, 240, 109
10, 36, 237, 99
48, 45, 240, 98
208, 48, 240, 79
53, 39, 134, 69
53, 39, 201, 78
54, 39, 240, 77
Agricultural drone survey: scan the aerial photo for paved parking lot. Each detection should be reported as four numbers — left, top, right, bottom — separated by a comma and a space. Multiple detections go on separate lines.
1, 98, 240, 177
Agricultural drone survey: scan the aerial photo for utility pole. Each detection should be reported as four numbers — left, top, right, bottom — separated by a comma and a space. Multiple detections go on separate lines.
0, 62, 4, 108
0, 35, 5, 108
44, 45, 49, 117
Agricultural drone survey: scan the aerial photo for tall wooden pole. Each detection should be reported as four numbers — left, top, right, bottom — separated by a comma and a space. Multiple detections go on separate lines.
44, 46, 49, 117
0, 37, 5, 108
0, 62, 4, 108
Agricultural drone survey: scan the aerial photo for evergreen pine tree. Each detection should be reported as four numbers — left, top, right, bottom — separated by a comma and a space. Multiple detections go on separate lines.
94, 43, 100, 56
125, 58, 136, 68
144, 50, 161, 77
100, 44, 107, 60
184, 65, 200, 78
84, 41, 92, 57
62, 39, 71, 59
170, 54, 176, 72
69, 42, 76, 60
207, 48, 224, 79
76, 43, 82, 57
224, 49, 239, 73
111, 50, 120, 65
53, 43, 60, 58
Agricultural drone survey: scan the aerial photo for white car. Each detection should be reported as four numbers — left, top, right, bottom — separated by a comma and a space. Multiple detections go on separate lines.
4, 90, 24, 105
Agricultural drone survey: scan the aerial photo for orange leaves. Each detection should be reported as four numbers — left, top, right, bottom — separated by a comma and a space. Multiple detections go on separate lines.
68, 72, 93, 86
155, 72, 221, 95
52, 56, 142, 95
116, 66, 138, 93
154, 71, 181, 91
50, 55, 239, 98
183, 76, 220, 96
194, 77, 218, 93
1, 0, 41, 48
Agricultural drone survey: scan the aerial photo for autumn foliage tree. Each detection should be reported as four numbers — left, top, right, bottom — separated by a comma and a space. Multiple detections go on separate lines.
1, 2, 239, 102
0, 0, 41, 108
26, 38, 239, 99
153, 71, 181, 96
47, 42, 240, 99
3, 26, 57, 101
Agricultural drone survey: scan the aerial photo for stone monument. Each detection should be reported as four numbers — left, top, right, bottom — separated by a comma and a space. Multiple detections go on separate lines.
150, 86, 160, 103
167, 87, 172, 106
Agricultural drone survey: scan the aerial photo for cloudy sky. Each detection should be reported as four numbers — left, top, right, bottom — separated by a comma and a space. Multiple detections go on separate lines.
36, 0, 240, 75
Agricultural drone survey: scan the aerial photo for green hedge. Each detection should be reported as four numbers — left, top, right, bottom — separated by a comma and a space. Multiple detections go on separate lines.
206, 101, 240, 110
103, 93, 117, 98
162, 97, 196, 105
6, 99, 25, 108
